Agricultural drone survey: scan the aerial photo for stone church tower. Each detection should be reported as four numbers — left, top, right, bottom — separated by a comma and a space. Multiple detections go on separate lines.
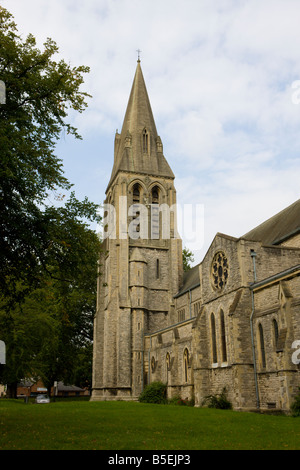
91, 60, 300, 412
91, 60, 183, 401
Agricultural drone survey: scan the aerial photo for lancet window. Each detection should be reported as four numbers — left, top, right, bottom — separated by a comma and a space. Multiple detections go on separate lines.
211, 313, 217, 364
184, 348, 189, 383
273, 319, 279, 350
258, 323, 266, 368
142, 128, 149, 154
151, 186, 160, 239
220, 310, 227, 363
133, 183, 141, 203
132, 183, 141, 234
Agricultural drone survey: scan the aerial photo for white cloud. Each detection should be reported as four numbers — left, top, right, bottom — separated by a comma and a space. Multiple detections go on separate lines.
2, 0, 300, 265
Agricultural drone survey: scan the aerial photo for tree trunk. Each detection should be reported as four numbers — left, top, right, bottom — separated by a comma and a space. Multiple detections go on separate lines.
6, 381, 17, 398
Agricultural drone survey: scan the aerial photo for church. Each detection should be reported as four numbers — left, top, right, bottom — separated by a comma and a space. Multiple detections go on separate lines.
91, 60, 300, 412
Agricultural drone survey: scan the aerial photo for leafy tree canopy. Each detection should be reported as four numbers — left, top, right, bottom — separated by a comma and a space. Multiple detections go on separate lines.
0, 7, 100, 305
182, 247, 195, 272
0, 8, 102, 394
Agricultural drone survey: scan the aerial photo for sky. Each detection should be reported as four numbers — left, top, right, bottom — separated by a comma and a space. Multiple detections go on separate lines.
2, 0, 300, 265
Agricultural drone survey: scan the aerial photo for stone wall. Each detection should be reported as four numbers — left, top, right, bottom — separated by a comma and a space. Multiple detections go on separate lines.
144, 319, 194, 400
252, 273, 300, 410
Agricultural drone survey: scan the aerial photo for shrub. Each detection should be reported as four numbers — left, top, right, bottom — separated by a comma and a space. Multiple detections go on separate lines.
138, 381, 167, 404
168, 396, 195, 407
291, 387, 300, 417
202, 387, 232, 410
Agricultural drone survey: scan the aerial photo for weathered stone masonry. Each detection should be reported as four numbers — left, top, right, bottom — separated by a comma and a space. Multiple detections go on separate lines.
91, 61, 300, 412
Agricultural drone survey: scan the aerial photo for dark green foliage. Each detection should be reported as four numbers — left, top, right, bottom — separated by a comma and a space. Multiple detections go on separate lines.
182, 247, 194, 272
139, 381, 167, 404
0, 8, 101, 396
0, 7, 97, 305
168, 396, 195, 406
202, 387, 232, 410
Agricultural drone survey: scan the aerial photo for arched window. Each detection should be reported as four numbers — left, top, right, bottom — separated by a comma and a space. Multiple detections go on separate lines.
258, 323, 266, 368
211, 313, 217, 364
143, 128, 149, 154
273, 319, 279, 350
152, 186, 159, 204
220, 310, 227, 363
166, 352, 170, 369
166, 352, 170, 383
133, 183, 141, 204
131, 183, 141, 235
151, 186, 160, 239
184, 348, 189, 383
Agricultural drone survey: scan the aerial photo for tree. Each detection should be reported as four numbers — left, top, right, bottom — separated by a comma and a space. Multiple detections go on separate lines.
0, 219, 100, 397
0, 281, 59, 397
0, 7, 98, 305
0, 8, 102, 395
182, 247, 195, 272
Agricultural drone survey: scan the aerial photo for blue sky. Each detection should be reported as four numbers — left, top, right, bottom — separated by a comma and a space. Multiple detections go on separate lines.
3, 0, 300, 265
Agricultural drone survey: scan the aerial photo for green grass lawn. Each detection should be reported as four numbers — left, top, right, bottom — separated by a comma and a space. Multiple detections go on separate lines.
0, 399, 299, 450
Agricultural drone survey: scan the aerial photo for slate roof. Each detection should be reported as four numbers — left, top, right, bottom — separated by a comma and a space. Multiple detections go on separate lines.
174, 264, 200, 298
174, 198, 300, 299
242, 198, 300, 245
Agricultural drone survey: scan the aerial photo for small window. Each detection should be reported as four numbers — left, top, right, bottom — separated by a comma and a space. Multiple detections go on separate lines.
152, 187, 159, 204
143, 129, 149, 154
166, 352, 170, 383
184, 348, 189, 383
258, 323, 266, 368
273, 319, 279, 350
156, 259, 160, 279
166, 352, 170, 370
194, 302, 201, 315
178, 309, 185, 322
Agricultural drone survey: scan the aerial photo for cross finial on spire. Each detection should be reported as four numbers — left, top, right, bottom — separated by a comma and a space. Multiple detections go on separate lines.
136, 49, 141, 62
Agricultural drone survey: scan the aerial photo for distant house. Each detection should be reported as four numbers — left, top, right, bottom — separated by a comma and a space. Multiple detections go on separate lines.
17, 379, 88, 398
17, 379, 47, 398
55, 381, 89, 397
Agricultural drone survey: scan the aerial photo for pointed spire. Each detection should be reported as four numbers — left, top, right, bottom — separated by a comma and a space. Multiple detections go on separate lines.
120, 60, 158, 146
106, 61, 174, 192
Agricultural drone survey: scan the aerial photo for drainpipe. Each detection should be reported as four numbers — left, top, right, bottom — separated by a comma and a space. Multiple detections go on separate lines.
250, 250, 260, 409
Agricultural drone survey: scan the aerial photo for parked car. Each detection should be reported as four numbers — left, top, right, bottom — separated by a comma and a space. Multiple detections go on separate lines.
35, 394, 50, 404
